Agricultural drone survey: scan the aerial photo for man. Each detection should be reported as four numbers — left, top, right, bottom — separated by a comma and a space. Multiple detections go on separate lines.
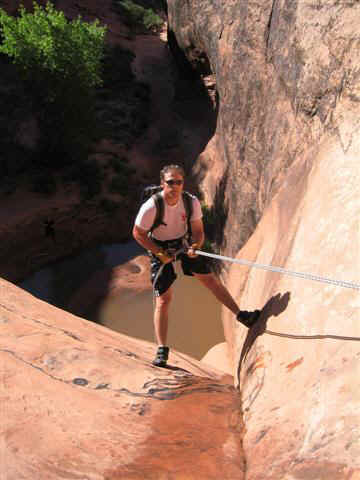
133, 164, 260, 367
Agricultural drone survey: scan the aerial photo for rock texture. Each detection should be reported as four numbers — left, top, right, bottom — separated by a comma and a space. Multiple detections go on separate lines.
226, 142, 360, 479
1, 0, 360, 478
168, 0, 360, 478
0, 277, 245, 480
0, 0, 215, 283
168, 0, 360, 255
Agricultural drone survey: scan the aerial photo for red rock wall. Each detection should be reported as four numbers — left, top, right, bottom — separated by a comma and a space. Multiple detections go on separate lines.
1, 0, 359, 477
225, 138, 360, 479
0, 277, 246, 479
168, 0, 360, 477
168, 0, 360, 255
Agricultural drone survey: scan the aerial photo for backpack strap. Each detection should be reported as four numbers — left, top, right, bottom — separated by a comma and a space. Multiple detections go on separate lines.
150, 192, 166, 233
149, 191, 194, 236
182, 191, 194, 238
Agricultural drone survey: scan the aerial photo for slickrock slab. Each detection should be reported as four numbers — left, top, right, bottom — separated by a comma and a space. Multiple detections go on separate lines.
225, 137, 360, 479
168, 0, 360, 477
0, 278, 244, 480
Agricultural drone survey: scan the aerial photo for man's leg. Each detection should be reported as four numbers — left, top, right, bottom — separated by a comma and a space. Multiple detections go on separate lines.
150, 254, 176, 367
152, 287, 173, 367
193, 272, 261, 327
153, 286, 173, 345
193, 272, 239, 314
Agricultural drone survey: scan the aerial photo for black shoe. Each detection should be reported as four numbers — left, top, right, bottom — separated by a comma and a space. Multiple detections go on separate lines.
152, 346, 169, 367
236, 309, 261, 328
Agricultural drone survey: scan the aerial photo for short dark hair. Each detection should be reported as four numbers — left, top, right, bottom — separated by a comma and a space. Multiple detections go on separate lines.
160, 164, 185, 182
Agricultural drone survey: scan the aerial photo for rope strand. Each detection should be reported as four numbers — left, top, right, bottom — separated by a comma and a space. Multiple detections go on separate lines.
264, 329, 359, 341
194, 250, 360, 291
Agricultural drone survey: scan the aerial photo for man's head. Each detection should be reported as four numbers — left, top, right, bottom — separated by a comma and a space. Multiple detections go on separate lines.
160, 164, 185, 183
160, 164, 185, 204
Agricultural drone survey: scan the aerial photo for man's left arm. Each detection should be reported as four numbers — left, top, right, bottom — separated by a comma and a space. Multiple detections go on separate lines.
187, 218, 204, 257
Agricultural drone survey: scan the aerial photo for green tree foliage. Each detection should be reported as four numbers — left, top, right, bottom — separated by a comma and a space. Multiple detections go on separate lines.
116, 0, 163, 32
0, 2, 107, 163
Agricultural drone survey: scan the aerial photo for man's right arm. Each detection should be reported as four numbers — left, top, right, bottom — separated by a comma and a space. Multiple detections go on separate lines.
133, 199, 160, 255
132, 225, 160, 255
132, 225, 173, 264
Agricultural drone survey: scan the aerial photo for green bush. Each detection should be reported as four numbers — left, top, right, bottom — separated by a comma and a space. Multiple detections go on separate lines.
143, 8, 163, 30
201, 203, 216, 249
201, 203, 221, 272
0, 2, 107, 162
201, 203, 216, 228
117, 0, 163, 32
0, 2, 106, 87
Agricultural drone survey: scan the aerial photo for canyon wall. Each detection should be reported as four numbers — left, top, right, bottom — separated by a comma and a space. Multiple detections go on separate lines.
168, 0, 360, 478
0, 2, 241, 478
1, 0, 359, 478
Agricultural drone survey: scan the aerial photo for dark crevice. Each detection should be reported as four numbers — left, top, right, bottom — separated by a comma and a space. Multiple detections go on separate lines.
265, 0, 277, 58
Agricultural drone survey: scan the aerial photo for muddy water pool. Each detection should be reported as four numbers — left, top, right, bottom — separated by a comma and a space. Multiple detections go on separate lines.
20, 242, 223, 360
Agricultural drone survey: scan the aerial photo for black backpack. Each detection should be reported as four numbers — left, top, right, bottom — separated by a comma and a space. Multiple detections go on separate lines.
140, 185, 194, 235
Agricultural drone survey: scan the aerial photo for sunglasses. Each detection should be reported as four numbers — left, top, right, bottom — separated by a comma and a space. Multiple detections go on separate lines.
164, 179, 183, 186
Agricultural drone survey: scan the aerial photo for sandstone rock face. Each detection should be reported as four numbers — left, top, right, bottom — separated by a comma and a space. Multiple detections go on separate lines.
168, 0, 360, 256
1, 0, 359, 478
225, 140, 360, 479
168, 0, 360, 478
0, 278, 245, 479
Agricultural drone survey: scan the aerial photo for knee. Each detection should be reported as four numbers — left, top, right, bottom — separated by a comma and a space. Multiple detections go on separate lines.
156, 290, 172, 309
196, 273, 218, 288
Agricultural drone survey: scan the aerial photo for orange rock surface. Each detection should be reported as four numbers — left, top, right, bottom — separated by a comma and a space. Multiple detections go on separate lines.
1, 0, 360, 478
0, 278, 245, 480
224, 136, 360, 479
169, 0, 360, 477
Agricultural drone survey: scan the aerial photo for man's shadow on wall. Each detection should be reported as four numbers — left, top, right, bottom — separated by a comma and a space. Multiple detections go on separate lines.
239, 292, 291, 365
237, 290, 360, 386
237, 292, 291, 384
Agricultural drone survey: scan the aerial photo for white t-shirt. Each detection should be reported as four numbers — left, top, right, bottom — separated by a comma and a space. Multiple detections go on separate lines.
135, 191, 202, 241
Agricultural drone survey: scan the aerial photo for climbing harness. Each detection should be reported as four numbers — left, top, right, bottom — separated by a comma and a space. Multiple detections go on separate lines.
193, 250, 360, 291
152, 246, 185, 307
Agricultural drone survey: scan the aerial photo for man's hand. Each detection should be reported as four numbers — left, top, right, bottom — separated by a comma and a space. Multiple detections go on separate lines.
155, 249, 174, 264
187, 243, 199, 258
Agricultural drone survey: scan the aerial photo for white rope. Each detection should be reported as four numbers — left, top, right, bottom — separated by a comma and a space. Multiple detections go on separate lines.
194, 250, 360, 291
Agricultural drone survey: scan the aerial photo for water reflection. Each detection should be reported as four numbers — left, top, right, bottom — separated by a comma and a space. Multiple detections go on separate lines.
20, 241, 143, 310
20, 241, 224, 360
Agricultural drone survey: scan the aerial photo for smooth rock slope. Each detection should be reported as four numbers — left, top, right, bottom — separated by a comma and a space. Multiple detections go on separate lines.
168, 0, 360, 478
0, 278, 245, 480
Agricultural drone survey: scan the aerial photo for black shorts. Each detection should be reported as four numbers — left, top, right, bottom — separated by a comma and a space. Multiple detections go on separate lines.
150, 237, 212, 296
